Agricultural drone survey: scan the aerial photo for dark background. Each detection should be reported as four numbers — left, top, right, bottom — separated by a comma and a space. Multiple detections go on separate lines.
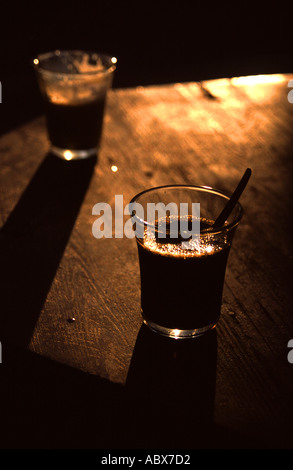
0, 2, 292, 134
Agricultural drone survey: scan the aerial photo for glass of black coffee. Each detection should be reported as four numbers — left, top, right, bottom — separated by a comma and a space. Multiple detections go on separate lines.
130, 185, 243, 339
33, 50, 117, 160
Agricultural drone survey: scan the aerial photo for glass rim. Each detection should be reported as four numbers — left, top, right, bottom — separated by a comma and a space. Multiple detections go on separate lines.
32, 49, 117, 78
129, 184, 244, 235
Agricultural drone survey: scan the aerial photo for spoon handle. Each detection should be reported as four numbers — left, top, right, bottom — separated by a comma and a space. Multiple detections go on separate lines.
213, 168, 252, 229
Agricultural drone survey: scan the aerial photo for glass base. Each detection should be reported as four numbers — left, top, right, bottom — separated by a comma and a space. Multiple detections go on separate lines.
143, 317, 217, 339
51, 145, 98, 160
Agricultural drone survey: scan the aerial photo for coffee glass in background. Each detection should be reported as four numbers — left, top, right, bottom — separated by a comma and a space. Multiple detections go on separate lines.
130, 185, 243, 339
33, 50, 117, 160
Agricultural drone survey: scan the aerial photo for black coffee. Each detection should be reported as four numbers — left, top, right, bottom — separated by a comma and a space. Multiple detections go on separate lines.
44, 97, 106, 150
137, 217, 231, 331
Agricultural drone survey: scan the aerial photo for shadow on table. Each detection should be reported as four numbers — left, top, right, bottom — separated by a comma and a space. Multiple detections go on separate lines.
124, 324, 217, 449
0, 151, 96, 347
124, 324, 265, 449
0, 341, 123, 449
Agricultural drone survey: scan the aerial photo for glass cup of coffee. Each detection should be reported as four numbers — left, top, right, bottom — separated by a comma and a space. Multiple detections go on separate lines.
130, 185, 243, 339
33, 50, 117, 160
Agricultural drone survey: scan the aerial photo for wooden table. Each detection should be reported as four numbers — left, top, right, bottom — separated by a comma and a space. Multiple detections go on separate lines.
1, 74, 293, 450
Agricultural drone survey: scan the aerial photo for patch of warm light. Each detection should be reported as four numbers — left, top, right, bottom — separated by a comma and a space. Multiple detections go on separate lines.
231, 74, 286, 86
231, 74, 288, 102
146, 102, 223, 133
33, 58, 39, 65
111, 165, 118, 172
111, 57, 117, 64
172, 329, 181, 339
64, 150, 74, 161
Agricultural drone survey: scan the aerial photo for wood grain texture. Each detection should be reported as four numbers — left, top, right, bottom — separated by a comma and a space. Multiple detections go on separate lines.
1, 74, 293, 448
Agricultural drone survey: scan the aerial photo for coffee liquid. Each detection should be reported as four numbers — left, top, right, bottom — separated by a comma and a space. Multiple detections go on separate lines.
44, 97, 106, 150
137, 217, 231, 330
